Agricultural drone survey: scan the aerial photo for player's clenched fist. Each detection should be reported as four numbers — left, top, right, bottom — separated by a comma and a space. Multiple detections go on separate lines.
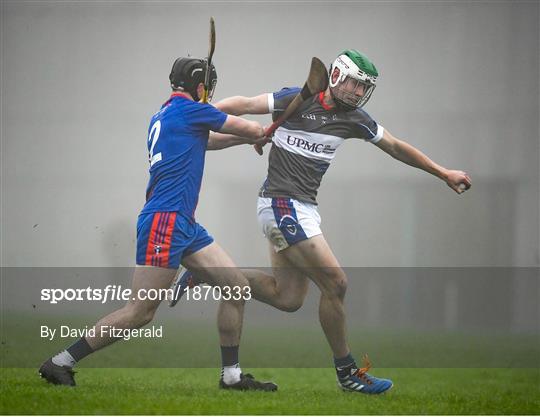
445, 170, 472, 194
254, 125, 272, 155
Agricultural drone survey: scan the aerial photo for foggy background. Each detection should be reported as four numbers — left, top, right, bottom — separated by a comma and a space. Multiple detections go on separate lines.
1, 0, 539, 353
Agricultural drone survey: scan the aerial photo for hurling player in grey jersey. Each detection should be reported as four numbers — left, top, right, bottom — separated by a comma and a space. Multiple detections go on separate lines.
215, 49, 472, 394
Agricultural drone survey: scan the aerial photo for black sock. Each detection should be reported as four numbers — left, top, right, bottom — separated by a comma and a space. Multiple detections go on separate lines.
334, 353, 356, 378
220, 345, 239, 367
66, 337, 94, 362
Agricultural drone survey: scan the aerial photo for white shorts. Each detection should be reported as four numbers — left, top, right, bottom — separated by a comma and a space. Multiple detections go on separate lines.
257, 197, 322, 252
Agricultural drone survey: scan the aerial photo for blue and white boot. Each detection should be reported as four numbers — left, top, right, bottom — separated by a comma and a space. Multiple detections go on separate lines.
337, 355, 393, 394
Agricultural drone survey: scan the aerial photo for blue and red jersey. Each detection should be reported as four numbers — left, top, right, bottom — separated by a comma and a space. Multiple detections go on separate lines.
140, 93, 227, 218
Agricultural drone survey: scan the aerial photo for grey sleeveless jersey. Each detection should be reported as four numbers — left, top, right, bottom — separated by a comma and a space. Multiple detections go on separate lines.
259, 87, 384, 205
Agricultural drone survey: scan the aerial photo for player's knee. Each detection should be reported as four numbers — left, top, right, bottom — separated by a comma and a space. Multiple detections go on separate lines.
334, 277, 348, 299
279, 299, 304, 313
273, 285, 306, 312
323, 269, 348, 299
233, 274, 250, 289
138, 310, 155, 327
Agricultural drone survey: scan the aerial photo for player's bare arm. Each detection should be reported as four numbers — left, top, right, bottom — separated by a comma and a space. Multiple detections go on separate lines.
215, 94, 270, 116
374, 129, 472, 194
218, 114, 264, 138
215, 95, 273, 154
207, 113, 268, 151
207, 131, 268, 151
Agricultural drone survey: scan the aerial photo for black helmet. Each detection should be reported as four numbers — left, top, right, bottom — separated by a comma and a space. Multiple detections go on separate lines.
169, 57, 217, 102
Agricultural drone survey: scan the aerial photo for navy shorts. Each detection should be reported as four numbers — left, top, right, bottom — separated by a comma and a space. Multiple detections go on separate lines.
136, 211, 214, 269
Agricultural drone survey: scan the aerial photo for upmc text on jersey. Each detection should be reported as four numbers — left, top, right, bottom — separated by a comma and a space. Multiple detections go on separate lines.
285, 135, 335, 154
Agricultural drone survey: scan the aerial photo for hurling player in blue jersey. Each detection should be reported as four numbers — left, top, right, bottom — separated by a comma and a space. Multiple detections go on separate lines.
38, 57, 277, 391
173, 50, 472, 394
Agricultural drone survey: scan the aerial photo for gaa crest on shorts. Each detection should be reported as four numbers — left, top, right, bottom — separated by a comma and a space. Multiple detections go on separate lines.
278, 215, 298, 236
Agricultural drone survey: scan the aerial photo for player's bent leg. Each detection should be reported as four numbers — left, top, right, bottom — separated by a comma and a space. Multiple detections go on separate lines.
280, 234, 349, 357
282, 235, 392, 394
241, 242, 309, 313
39, 266, 177, 386
173, 254, 309, 313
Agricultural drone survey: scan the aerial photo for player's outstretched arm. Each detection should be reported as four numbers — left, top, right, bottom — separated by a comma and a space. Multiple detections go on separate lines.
214, 95, 272, 155
374, 129, 472, 194
207, 114, 266, 151
207, 131, 268, 151
215, 94, 270, 115
218, 114, 264, 138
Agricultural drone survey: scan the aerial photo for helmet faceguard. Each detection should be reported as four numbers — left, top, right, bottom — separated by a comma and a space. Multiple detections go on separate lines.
329, 50, 378, 110
169, 57, 217, 102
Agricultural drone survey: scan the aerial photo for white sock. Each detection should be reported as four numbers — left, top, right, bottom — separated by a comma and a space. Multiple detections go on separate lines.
51, 350, 76, 368
221, 363, 242, 385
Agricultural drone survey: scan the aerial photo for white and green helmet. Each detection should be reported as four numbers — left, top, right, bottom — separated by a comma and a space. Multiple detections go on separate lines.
329, 49, 378, 110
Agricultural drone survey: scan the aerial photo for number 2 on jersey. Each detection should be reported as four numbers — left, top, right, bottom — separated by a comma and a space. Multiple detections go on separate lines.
148, 120, 162, 167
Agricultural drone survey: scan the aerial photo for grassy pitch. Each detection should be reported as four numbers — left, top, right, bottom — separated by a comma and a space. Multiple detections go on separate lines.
1, 367, 539, 414
2, 313, 539, 414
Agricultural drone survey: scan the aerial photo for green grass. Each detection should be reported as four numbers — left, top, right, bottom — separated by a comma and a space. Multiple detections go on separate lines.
2, 312, 539, 414
1, 367, 539, 414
